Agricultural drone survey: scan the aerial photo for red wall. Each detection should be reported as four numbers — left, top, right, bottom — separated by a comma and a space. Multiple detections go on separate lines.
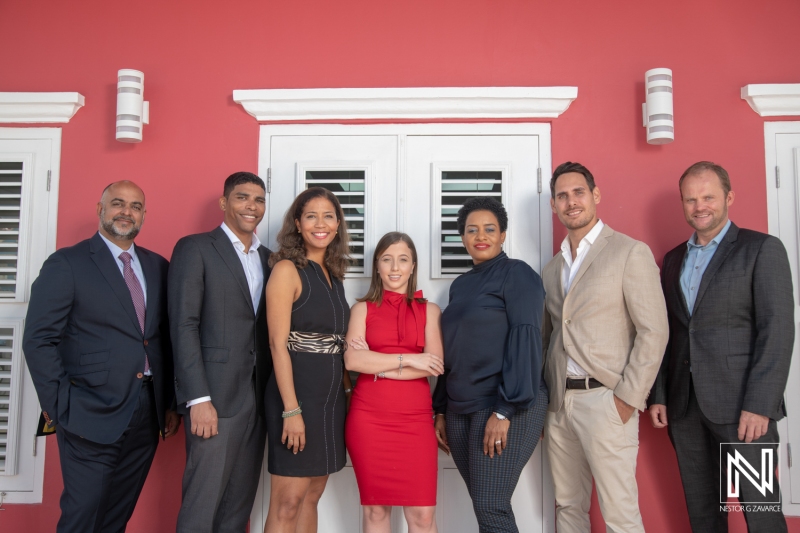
2, 0, 799, 531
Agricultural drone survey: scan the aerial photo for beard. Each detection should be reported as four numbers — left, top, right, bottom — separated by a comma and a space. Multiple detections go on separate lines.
100, 207, 141, 240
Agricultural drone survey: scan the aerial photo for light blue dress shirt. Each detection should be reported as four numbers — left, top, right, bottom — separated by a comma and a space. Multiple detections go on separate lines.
680, 219, 732, 316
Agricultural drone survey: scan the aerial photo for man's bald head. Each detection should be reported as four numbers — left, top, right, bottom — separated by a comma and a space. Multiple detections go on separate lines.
100, 180, 146, 205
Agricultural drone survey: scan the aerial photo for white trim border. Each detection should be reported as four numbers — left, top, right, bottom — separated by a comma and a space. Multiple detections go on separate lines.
741, 84, 800, 117
234, 87, 577, 122
0, 92, 85, 123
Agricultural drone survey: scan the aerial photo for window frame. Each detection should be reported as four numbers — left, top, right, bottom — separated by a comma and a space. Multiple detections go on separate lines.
0, 127, 62, 504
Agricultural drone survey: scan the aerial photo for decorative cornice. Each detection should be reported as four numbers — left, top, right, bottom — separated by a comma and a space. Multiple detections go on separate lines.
233, 87, 578, 122
0, 92, 85, 123
741, 84, 800, 117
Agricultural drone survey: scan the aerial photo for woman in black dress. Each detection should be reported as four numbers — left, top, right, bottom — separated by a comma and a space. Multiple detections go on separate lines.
264, 187, 353, 533
432, 196, 548, 533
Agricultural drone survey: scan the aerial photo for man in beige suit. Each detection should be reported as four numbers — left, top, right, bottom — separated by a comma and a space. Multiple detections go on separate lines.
542, 162, 668, 533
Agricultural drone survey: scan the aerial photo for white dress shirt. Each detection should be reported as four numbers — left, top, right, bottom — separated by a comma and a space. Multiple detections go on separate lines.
98, 232, 151, 375
560, 219, 605, 377
219, 222, 264, 314
187, 223, 264, 408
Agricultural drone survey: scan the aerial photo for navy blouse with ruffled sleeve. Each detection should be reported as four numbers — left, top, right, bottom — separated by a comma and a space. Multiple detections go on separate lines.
432, 252, 546, 418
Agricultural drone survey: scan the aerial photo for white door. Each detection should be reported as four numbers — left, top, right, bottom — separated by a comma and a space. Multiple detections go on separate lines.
253, 124, 553, 533
765, 124, 800, 512
0, 130, 61, 503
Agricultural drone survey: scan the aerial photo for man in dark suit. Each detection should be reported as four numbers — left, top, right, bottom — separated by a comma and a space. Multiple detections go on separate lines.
23, 180, 180, 532
170, 171, 272, 533
649, 161, 794, 532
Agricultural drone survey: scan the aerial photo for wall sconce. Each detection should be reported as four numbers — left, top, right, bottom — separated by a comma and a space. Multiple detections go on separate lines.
116, 69, 149, 143
642, 68, 674, 144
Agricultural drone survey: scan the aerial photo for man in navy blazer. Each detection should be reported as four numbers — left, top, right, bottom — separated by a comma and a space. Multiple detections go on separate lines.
649, 162, 793, 532
23, 181, 180, 533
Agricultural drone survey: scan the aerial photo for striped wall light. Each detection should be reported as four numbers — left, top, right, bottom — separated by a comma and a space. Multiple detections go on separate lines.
642, 68, 674, 145
116, 69, 149, 143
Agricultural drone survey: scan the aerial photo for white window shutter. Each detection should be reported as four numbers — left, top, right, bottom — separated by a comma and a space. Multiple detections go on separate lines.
431, 169, 506, 278
0, 162, 22, 299
0, 320, 24, 476
303, 169, 367, 274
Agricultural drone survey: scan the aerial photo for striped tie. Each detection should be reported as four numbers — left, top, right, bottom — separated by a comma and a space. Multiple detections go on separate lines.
119, 251, 150, 373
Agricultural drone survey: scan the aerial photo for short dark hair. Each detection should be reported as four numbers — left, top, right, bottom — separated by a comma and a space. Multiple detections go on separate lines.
678, 161, 731, 196
551, 162, 596, 197
456, 196, 508, 235
223, 171, 265, 198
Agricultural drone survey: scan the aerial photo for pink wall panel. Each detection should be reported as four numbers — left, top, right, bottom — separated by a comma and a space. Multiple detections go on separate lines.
1, 0, 799, 530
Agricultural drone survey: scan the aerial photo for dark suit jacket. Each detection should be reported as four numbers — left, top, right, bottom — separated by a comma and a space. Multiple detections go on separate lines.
168, 226, 272, 418
22, 233, 173, 444
649, 223, 794, 424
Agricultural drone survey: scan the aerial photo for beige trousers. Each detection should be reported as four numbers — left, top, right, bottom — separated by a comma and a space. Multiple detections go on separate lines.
544, 386, 643, 533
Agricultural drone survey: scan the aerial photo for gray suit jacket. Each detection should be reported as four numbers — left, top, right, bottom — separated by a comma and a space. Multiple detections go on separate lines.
649, 223, 795, 424
169, 226, 272, 418
542, 224, 669, 413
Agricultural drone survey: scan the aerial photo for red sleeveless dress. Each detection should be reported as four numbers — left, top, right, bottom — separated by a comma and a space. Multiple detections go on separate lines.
345, 290, 437, 506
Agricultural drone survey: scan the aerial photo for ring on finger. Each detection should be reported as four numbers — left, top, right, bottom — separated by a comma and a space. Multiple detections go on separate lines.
495, 440, 502, 445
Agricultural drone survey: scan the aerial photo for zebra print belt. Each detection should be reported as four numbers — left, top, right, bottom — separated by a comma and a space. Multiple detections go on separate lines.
287, 331, 347, 354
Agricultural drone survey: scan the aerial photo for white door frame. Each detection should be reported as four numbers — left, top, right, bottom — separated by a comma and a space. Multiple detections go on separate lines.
252, 122, 556, 532
0, 127, 63, 504
764, 120, 800, 516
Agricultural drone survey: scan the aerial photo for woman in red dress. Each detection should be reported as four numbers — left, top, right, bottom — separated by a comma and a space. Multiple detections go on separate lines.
345, 232, 445, 533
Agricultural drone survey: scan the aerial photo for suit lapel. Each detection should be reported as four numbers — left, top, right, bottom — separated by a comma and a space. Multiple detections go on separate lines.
692, 223, 739, 316
211, 226, 255, 313
139, 247, 159, 336
667, 246, 691, 318
568, 223, 611, 294
256, 245, 271, 315
89, 233, 142, 335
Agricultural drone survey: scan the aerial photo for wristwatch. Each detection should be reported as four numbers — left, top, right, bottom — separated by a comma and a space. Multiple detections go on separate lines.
494, 412, 507, 420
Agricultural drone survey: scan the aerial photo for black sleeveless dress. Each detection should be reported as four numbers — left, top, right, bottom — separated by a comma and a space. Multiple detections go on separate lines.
266, 260, 349, 477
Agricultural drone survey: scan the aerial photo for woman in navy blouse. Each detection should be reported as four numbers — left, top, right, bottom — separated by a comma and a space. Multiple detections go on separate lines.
432, 196, 548, 533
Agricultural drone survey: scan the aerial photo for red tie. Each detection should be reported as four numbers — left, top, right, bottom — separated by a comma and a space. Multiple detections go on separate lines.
119, 251, 150, 373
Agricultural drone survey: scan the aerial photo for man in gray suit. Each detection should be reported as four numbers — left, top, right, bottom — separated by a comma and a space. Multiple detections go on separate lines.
649, 161, 794, 532
170, 172, 272, 533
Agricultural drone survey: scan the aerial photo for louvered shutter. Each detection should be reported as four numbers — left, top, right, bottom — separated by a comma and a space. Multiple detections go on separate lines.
432, 169, 505, 278
303, 169, 367, 274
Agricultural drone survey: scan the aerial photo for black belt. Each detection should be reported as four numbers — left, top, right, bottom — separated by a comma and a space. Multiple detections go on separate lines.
565, 377, 603, 390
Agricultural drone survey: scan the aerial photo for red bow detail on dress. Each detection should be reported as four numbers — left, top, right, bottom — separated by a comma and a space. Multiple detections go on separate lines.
387, 290, 426, 350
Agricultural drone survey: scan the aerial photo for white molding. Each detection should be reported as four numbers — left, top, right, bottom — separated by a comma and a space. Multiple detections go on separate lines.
234, 87, 577, 122
0, 92, 85, 123
741, 84, 800, 117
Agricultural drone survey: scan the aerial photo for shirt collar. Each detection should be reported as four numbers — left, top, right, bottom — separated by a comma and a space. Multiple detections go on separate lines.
220, 222, 261, 253
687, 219, 732, 249
560, 219, 605, 255
98, 231, 137, 262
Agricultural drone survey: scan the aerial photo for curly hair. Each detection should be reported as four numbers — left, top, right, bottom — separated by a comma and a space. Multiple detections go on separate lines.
456, 196, 508, 235
269, 187, 351, 280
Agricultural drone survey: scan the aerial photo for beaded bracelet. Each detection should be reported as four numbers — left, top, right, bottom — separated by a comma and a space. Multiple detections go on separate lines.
398, 354, 403, 376
282, 403, 303, 418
